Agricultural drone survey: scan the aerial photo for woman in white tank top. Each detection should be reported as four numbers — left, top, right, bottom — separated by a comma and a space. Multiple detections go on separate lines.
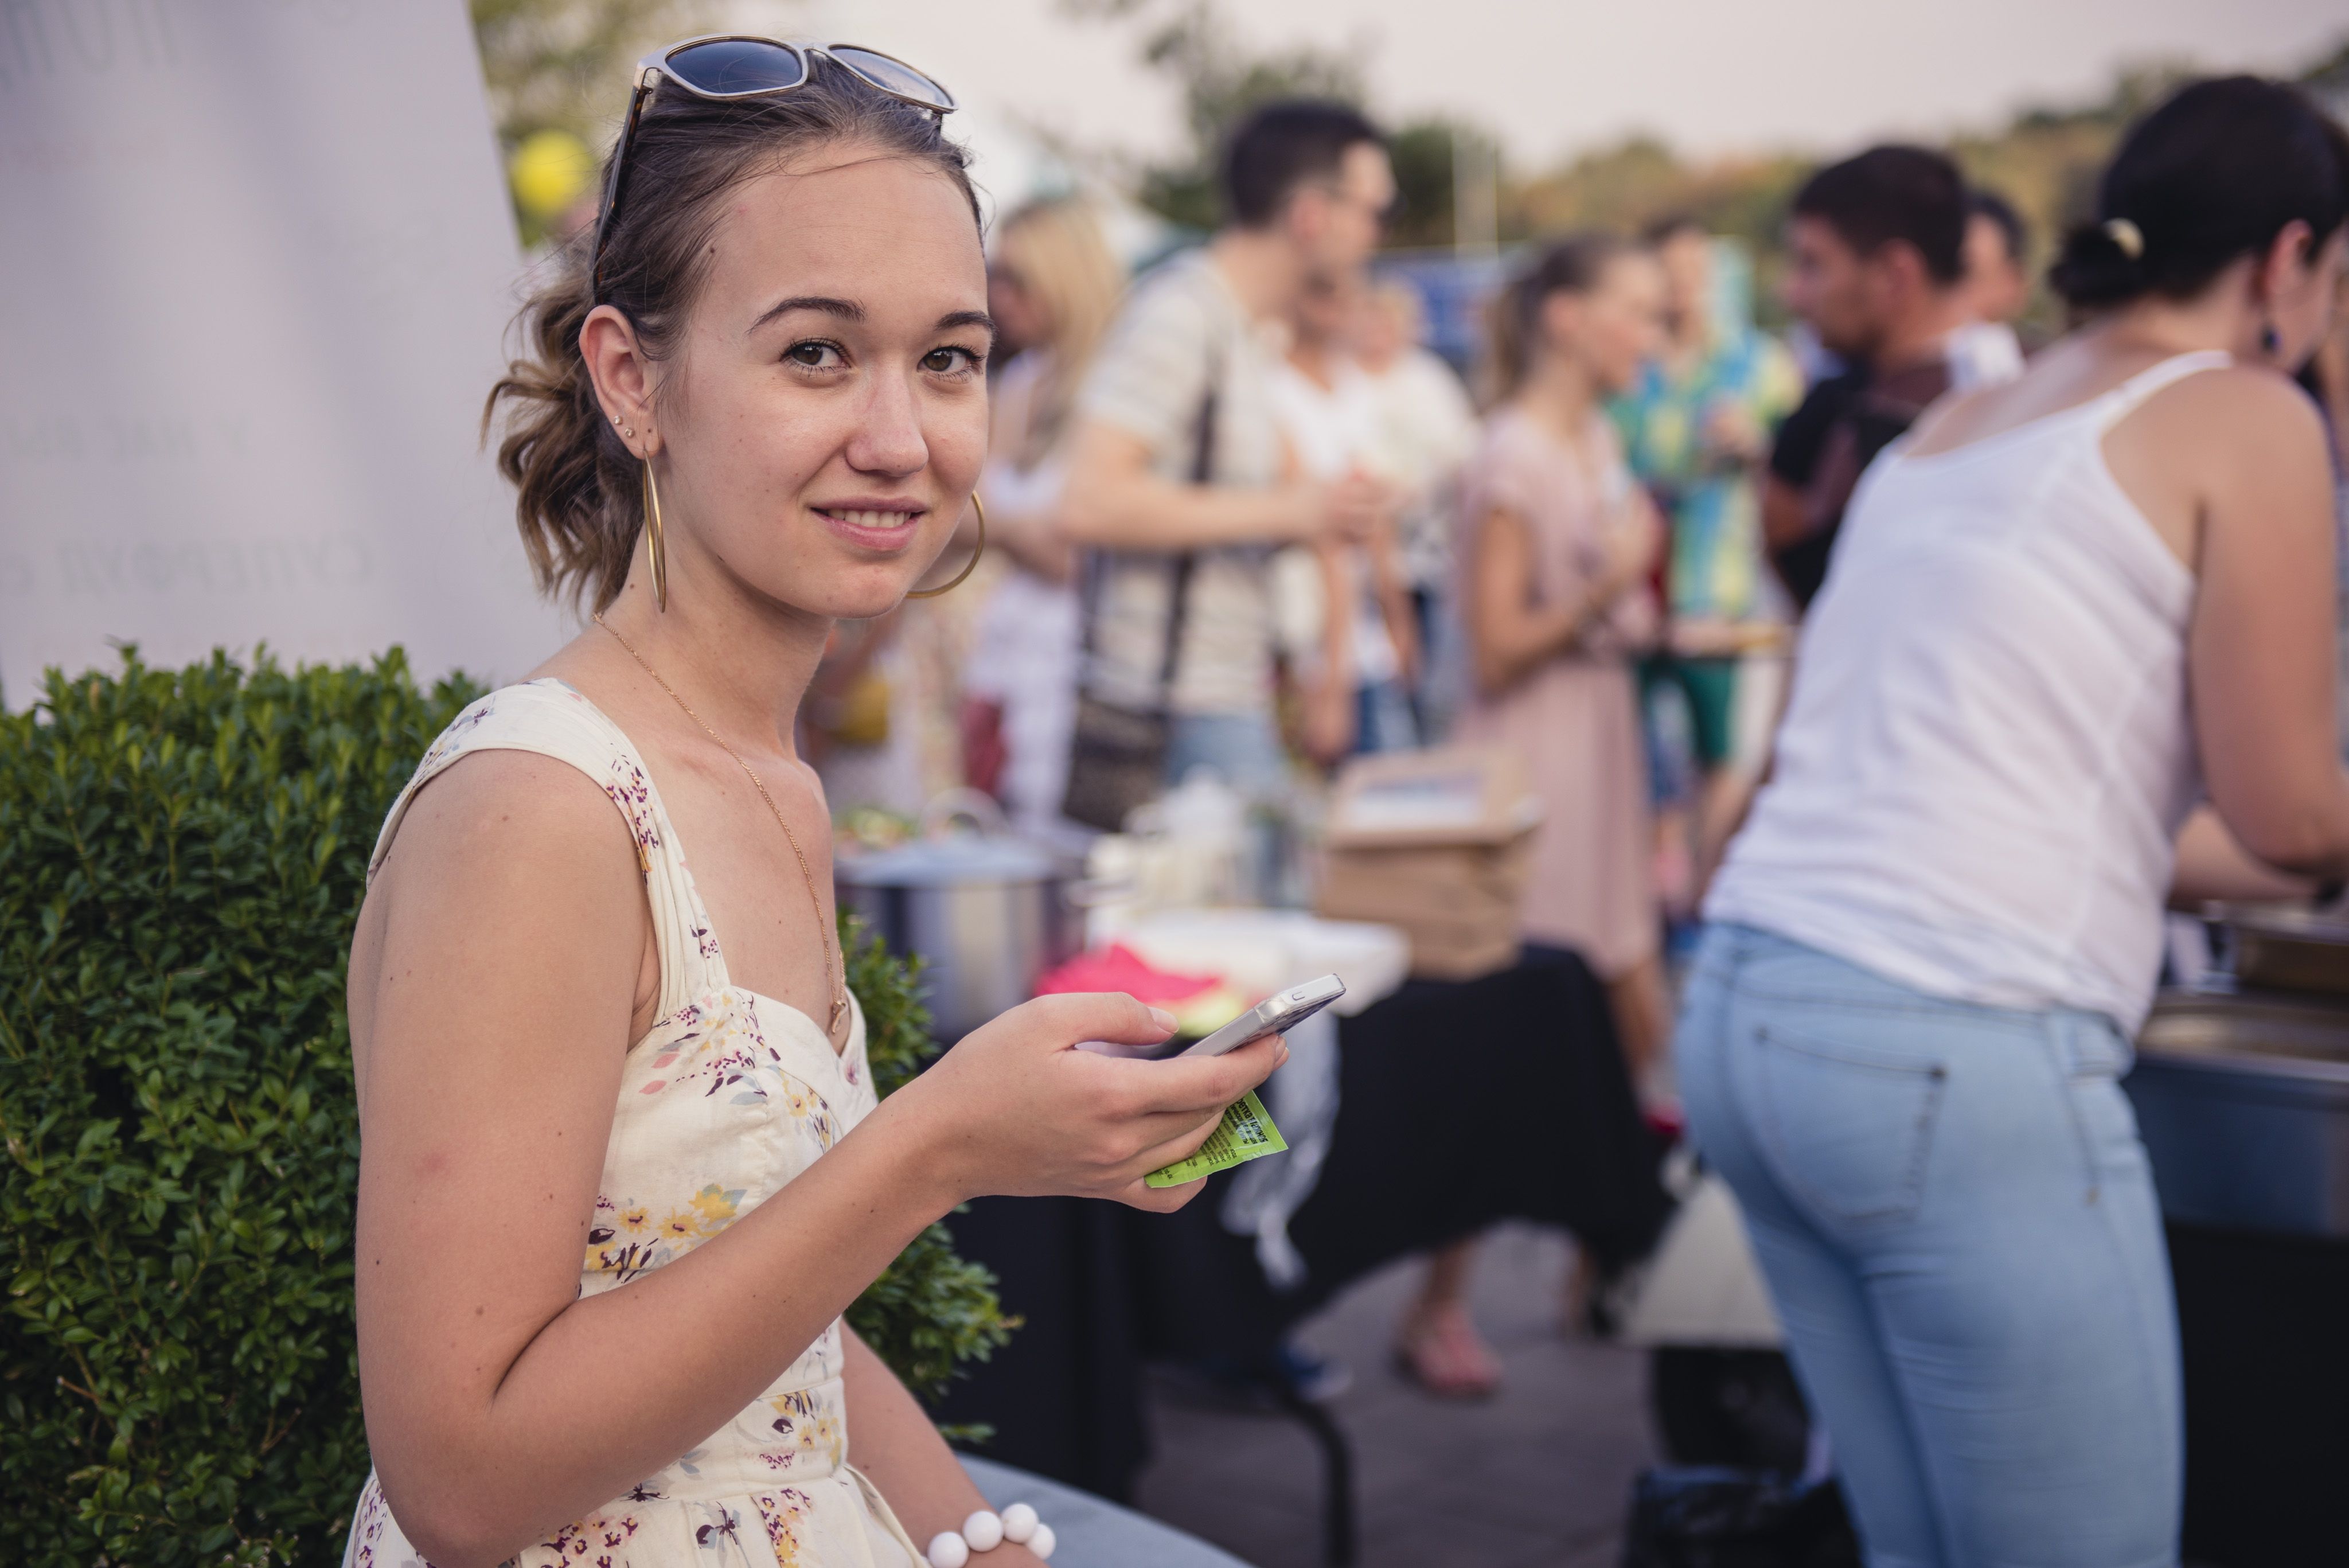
340, 44, 1282, 1568
1681, 78, 2349, 1568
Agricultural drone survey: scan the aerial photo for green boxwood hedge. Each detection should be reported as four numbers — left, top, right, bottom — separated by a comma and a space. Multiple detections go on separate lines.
0, 649, 1010, 1567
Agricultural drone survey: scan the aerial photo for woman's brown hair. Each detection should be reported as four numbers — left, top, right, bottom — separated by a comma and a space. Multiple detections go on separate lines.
485, 58, 982, 611
1479, 232, 1633, 404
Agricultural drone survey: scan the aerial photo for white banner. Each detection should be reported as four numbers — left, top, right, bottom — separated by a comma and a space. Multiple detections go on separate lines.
0, 0, 564, 704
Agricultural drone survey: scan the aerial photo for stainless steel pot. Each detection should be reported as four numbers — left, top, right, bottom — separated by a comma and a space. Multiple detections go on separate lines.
834, 791, 1078, 1042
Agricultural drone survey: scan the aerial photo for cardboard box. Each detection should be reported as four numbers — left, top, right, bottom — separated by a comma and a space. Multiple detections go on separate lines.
1313, 747, 1542, 981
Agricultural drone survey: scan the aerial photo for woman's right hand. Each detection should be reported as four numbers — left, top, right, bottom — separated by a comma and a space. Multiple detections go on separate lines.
889, 992, 1288, 1212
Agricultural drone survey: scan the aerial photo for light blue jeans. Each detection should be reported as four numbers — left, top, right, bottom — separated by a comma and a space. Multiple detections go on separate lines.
1676, 925, 2181, 1568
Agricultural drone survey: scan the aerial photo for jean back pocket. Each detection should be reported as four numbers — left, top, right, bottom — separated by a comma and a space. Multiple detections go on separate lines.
1754, 1024, 1948, 1226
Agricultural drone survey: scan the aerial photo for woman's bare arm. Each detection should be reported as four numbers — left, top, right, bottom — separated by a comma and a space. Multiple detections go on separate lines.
352, 754, 1282, 1567
1059, 421, 1387, 550
1468, 506, 1615, 695
842, 1331, 1045, 1565
2171, 803, 2320, 907
2166, 373, 2349, 877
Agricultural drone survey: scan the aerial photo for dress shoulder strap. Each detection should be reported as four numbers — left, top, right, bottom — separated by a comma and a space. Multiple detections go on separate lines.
2094, 349, 2234, 430
368, 679, 723, 1020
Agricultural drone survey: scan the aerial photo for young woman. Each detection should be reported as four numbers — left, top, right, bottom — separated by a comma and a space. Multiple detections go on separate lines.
1460, 236, 1672, 1075
1685, 77, 2349, 1567
340, 42, 1281, 1568
959, 197, 1127, 838
1399, 236, 1669, 1397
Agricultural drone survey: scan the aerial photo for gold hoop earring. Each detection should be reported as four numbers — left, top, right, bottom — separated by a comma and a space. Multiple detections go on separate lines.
641, 459, 669, 613
905, 492, 985, 599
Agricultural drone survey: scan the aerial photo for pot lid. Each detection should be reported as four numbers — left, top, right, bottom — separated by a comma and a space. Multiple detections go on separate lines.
836, 834, 1060, 888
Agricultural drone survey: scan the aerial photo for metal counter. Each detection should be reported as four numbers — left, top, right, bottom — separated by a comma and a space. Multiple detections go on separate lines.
2128, 992, 2349, 1237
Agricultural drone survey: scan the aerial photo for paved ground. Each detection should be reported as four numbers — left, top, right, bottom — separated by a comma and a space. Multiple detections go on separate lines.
1131, 1224, 1657, 1568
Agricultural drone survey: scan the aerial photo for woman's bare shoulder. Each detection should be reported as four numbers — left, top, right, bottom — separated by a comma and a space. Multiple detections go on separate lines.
2139, 363, 2327, 446
356, 744, 650, 1003
349, 747, 651, 1091
374, 745, 641, 902
2118, 363, 2331, 502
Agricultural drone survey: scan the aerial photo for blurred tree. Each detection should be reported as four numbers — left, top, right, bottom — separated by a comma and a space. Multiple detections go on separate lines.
1066, 0, 1368, 231
469, 0, 720, 244
1384, 119, 1509, 251
1066, 0, 1501, 249
1495, 50, 2338, 336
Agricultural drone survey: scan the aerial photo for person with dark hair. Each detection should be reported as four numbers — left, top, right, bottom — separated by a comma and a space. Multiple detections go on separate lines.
342, 41, 1285, 1567
1684, 76, 2349, 1566
1762, 145, 1979, 610
1059, 100, 1396, 813
1949, 188, 2032, 388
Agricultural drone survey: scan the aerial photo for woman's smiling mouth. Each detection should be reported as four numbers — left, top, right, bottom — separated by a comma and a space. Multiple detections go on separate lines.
815, 504, 926, 552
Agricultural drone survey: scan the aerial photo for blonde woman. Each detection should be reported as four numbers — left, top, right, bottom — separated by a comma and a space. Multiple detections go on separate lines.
961, 198, 1128, 834
1461, 235, 1672, 1082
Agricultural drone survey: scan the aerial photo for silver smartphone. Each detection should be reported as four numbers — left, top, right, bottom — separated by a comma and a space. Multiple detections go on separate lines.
1075, 973, 1347, 1060
1180, 973, 1347, 1057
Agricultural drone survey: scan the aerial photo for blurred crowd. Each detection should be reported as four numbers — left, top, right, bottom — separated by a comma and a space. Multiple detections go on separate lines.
789, 102, 2097, 1402
801, 104, 2055, 1086
496, 53, 2349, 1566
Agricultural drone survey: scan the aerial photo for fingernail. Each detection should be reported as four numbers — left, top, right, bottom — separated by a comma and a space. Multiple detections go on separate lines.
1149, 1007, 1177, 1032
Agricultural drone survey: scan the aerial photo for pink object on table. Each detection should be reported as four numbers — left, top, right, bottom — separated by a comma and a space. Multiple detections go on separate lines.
1033, 943, 1223, 1004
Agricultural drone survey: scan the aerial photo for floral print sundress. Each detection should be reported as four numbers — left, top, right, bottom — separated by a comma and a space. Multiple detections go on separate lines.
343, 680, 922, 1568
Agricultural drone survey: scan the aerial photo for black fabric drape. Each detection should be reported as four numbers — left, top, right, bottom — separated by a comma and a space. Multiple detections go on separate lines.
932, 945, 1675, 1499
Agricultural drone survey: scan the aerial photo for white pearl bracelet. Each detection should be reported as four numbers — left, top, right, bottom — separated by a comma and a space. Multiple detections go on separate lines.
926, 1503, 1053, 1567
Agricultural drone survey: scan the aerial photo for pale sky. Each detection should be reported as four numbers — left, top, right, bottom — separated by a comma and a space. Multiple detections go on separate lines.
785, 0, 2345, 171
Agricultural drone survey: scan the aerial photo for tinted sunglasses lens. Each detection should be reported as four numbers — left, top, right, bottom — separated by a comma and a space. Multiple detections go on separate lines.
826, 46, 954, 110
664, 38, 808, 96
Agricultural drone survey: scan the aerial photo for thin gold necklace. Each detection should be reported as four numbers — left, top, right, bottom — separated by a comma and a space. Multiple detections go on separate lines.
594, 611, 848, 1045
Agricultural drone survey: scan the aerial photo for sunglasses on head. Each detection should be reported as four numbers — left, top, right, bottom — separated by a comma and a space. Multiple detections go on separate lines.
590, 37, 957, 297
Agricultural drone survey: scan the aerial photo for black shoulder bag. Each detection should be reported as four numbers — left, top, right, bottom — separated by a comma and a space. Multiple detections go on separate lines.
1059, 369, 1218, 832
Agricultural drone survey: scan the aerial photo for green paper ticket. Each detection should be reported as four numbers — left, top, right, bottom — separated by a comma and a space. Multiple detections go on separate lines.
1145, 1089, 1289, 1188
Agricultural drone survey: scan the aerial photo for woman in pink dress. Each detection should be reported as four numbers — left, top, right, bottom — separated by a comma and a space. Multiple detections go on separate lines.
1396, 235, 1668, 1395
1461, 233, 1671, 1068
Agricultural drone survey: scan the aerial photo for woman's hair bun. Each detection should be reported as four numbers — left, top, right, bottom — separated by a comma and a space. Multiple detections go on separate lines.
2047, 75, 2349, 313
2048, 216, 2148, 310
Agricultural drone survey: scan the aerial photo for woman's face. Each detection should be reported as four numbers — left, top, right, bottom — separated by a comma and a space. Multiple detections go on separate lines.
1546, 252, 1668, 396
604, 143, 991, 623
